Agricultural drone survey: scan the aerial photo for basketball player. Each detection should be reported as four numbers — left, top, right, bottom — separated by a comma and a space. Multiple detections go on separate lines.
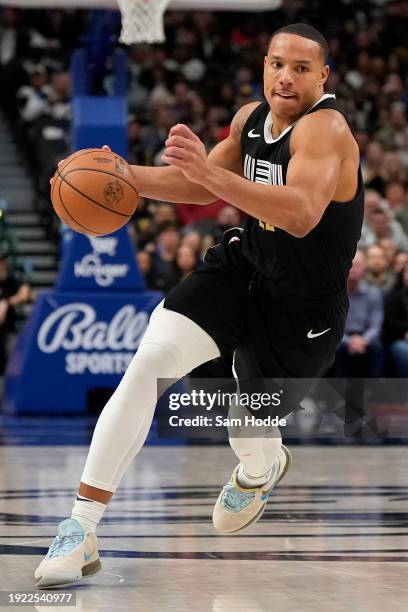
35, 23, 363, 587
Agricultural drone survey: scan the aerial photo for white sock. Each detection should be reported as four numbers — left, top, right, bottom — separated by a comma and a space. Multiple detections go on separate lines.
71, 495, 107, 533
232, 434, 282, 488
228, 407, 283, 489
237, 465, 273, 488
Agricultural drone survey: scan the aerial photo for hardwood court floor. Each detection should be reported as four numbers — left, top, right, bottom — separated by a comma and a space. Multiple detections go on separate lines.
0, 445, 407, 611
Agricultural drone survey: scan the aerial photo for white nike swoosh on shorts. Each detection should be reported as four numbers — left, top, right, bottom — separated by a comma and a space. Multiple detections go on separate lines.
248, 129, 261, 138
307, 328, 331, 339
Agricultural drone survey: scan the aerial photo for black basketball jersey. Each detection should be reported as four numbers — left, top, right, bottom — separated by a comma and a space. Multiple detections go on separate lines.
240, 94, 364, 298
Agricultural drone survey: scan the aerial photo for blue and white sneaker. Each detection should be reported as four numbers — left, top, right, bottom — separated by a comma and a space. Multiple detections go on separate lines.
34, 518, 101, 589
213, 445, 292, 534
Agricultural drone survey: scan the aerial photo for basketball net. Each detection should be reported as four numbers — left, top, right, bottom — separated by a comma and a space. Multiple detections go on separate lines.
117, 0, 171, 44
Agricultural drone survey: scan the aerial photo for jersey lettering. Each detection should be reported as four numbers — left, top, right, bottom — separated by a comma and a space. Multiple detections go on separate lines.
258, 220, 275, 231
244, 154, 283, 231
244, 154, 284, 186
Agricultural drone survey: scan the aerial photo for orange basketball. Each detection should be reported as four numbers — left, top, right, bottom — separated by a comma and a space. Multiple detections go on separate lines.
51, 148, 139, 236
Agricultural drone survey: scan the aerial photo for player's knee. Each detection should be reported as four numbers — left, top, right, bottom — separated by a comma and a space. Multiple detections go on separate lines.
111, 342, 179, 410
133, 342, 179, 380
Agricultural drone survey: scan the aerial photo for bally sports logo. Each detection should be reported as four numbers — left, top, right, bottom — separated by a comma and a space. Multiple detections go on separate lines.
37, 303, 149, 374
74, 236, 129, 287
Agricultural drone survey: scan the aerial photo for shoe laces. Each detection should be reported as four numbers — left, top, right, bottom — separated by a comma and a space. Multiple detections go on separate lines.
221, 453, 283, 512
47, 533, 84, 559
221, 482, 255, 513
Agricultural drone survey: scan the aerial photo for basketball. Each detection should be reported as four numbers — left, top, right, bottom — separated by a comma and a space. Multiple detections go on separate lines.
50, 148, 139, 236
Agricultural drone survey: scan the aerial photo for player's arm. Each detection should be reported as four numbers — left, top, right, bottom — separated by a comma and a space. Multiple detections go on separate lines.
128, 102, 260, 204
163, 111, 348, 237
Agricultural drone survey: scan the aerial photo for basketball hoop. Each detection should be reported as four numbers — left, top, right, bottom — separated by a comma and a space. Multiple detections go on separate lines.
117, 0, 171, 45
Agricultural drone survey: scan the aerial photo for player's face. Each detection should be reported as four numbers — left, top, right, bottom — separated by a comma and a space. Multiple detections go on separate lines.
264, 34, 329, 121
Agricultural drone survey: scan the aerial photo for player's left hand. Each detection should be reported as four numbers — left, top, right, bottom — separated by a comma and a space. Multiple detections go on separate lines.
163, 124, 210, 184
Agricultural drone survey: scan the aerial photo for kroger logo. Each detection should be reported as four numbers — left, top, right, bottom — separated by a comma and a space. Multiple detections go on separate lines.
74, 236, 128, 287
88, 236, 117, 256
37, 303, 148, 353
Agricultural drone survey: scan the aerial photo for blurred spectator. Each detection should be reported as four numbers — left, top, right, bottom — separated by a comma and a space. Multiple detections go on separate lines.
0, 255, 32, 373
362, 142, 385, 195
377, 238, 398, 269
189, 93, 207, 138
136, 249, 159, 290
365, 244, 395, 292
148, 102, 177, 166
180, 230, 202, 255
16, 62, 51, 122
133, 202, 179, 250
164, 43, 206, 83
125, 46, 150, 113
176, 244, 197, 281
136, 202, 179, 248
334, 250, 383, 377
47, 70, 71, 118
150, 221, 180, 292
361, 189, 381, 244
0, 9, 27, 68
129, 197, 155, 249
212, 205, 242, 243
127, 116, 147, 166
354, 129, 370, 158
385, 182, 407, 213
0, 8, 29, 118
359, 191, 408, 251
383, 151, 406, 185
394, 186, 408, 235
171, 81, 192, 122
153, 202, 178, 226
374, 102, 408, 151
394, 252, 408, 275
383, 264, 408, 377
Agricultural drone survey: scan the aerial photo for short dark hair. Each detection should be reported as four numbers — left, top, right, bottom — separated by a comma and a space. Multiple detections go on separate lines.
157, 220, 179, 235
268, 23, 329, 64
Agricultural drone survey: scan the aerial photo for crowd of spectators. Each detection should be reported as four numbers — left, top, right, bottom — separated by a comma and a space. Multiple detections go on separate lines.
0, 1, 407, 377
0, 253, 32, 374
0, 7, 83, 200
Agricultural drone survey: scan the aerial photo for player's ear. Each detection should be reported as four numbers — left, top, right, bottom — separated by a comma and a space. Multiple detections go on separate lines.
320, 64, 329, 87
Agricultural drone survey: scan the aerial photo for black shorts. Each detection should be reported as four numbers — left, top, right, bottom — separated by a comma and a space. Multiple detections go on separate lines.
164, 228, 348, 417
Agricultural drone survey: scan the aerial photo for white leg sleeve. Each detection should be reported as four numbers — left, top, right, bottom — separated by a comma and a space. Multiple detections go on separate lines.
80, 300, 221, 492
